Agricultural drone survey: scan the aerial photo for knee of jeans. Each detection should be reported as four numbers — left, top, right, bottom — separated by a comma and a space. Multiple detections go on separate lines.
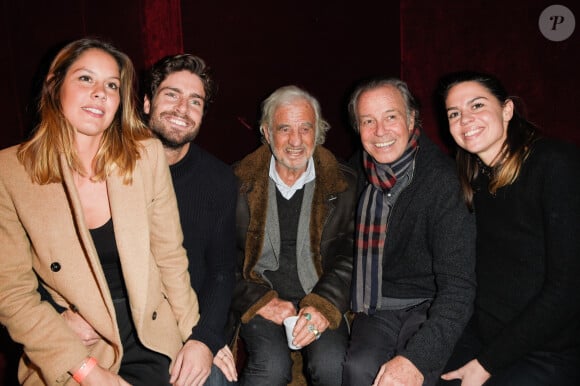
342, 353, 373, 381
246, 350, 293, 377
306, 358, 344, 385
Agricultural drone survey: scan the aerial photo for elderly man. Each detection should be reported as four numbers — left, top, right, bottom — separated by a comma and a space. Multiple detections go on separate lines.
231, 85, 357, 386
342, 77, 476, 386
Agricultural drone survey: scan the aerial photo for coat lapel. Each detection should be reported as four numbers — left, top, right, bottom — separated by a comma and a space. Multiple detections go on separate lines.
59, 154, 118, 339
106, 165, 150, 331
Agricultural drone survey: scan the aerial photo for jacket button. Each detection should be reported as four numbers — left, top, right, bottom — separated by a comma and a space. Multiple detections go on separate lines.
152, 311, 157, 320
50, 262, 61, 272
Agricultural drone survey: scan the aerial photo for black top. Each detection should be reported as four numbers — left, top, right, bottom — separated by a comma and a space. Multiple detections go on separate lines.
170, 143, 237, 355
90, 218, 127, 300
473, 138, 580, 373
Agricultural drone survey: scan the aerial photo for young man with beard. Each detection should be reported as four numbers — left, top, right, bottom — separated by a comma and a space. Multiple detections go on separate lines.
142, 54, 238, 386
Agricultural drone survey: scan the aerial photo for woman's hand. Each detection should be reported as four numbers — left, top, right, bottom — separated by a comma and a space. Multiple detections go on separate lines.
440, 359, 491, 386
81, 366, 131, 385
213, 344, 238, 382
62, 309, 100, 346
70, 358, 130, 386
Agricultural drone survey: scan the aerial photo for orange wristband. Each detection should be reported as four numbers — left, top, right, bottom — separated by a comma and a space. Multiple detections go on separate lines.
72, 357, 97, 384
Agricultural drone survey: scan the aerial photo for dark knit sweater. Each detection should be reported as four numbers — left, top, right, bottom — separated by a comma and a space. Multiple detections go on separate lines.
473, 138, 580, 374
351, 134, 477, 376
265, 188, 306, 302
170, 143, 237, 355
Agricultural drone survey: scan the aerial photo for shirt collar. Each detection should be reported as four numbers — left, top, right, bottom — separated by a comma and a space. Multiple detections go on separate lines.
268, 155, 316, 199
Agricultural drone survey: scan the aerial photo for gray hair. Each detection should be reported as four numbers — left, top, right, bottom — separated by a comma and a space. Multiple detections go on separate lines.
348, 77, 421, 132
259, 85, 330, 145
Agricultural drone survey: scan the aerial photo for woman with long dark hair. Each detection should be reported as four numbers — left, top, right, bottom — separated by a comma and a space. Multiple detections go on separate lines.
438, 71, 580, 385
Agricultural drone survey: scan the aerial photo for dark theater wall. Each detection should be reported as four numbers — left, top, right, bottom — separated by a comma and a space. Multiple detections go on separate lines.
0, 0, 148, 150
1, 1, 577, 161
401, 0, 580, 151
0, 0, 401, 164
0, 0, 578, 384
179, 1, 401, 163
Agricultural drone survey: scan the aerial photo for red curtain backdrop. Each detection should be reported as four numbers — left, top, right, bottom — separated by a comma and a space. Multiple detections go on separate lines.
140, 0, 183, 67
180, 1, 401, 164
0, 0, 182, 151
400, 0, 580, 150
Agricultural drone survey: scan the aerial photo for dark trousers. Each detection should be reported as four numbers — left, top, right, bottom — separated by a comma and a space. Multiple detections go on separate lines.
206, 363, 238, 386
114, 297, 171, 386
239, 315, 349, 386
343, 302, 440, 386
439, 323, 580, 386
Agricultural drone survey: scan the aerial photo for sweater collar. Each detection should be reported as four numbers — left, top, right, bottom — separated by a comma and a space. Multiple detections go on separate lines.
169, 143, 200, 180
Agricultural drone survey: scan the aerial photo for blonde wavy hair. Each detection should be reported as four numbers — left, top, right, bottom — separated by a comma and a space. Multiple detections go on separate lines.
17, 38, 150, 184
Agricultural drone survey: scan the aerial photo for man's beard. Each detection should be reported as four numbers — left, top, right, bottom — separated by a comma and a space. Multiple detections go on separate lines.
148, 113, 199, 149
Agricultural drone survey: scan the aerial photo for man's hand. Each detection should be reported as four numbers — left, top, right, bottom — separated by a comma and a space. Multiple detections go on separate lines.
373, 355, 424, 386
440, 359, 490, 386
62, 309, 100, 346
292, 306, 330, 348
256, 297, 296, 324
213, 344, 238, 382
169, 340, 212, 386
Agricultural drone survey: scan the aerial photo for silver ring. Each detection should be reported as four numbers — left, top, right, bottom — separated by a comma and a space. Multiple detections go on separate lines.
311, 327, 320, 339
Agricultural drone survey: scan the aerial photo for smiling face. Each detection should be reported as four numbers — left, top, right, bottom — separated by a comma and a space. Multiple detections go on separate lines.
59, 48, 121, 144
144, 70, 205, 149
264, 98, 316, 184
445, 81, 514, 166
357, 85, 414, 164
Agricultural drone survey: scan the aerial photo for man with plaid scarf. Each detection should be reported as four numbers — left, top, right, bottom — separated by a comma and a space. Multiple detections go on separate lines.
342, 77, 476, 386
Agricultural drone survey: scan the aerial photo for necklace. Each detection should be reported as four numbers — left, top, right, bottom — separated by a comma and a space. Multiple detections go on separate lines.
475, 157, 494, 179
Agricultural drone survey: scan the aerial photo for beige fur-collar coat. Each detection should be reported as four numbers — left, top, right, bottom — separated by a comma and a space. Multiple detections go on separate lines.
0, 138, 199, 385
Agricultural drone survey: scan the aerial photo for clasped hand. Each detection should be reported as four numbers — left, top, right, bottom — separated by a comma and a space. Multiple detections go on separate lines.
257, 298, 329, 348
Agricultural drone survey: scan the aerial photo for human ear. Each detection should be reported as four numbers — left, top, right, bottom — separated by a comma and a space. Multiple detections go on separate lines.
502, 99, 514, 122
261, 125, 271, 144
143, 95, 151, 115
408, 111, 416, 132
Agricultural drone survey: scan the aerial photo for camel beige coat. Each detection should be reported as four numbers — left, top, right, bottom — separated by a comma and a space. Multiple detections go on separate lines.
0, 138, 199, 385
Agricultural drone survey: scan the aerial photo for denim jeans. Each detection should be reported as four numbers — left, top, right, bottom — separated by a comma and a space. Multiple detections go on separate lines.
239, 315, 348, 386
206, 363, 237, 386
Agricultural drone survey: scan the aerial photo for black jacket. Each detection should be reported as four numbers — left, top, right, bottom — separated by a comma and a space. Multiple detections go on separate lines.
351, 135, 477, 375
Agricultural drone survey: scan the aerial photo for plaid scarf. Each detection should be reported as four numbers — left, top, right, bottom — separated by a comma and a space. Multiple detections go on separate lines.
352, 128, 420, 314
